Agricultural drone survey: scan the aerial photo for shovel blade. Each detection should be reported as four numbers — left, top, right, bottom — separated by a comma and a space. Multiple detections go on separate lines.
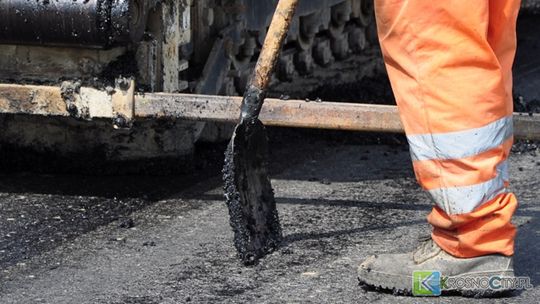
223, 119, 282, 264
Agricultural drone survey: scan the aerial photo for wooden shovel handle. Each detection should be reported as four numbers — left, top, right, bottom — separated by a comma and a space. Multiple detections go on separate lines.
251, 0, 299, 90
240, 0, 299, 122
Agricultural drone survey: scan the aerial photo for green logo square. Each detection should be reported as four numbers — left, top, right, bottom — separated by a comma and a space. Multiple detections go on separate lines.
412, 270, 441, 296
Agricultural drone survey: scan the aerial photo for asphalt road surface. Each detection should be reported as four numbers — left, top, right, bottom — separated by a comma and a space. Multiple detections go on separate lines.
0, 137, 539, 303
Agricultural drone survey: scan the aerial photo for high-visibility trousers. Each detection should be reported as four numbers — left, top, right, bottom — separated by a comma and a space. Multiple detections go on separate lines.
374, 0, 520, 257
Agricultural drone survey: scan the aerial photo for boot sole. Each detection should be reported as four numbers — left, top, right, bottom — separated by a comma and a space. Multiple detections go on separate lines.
357, 271, 516, 298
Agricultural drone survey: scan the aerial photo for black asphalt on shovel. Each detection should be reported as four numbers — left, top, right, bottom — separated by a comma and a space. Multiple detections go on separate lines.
223, 0, 299, 265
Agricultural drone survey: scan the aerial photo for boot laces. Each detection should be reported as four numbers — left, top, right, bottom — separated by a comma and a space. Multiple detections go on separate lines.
413, 238, 442, 264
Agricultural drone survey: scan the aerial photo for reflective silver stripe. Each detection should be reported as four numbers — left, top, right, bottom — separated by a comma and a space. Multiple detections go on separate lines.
428, 160, 509, 214
497, 160, 510, 182
408, 116, 513, 161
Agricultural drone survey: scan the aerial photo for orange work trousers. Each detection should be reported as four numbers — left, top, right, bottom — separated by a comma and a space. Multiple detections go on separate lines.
374, 0, 520, 257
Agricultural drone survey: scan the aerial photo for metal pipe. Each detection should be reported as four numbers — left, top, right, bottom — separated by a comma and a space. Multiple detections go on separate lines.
136, 93, 404, 133
1, 84, 540, 140
135, 93, 540, 140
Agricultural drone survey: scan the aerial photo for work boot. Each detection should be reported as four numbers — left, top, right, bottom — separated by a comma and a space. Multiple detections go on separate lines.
357, 238, 515, 297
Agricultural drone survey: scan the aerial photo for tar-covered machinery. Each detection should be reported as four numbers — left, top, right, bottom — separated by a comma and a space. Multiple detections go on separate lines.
0, 0, 381, 165
0, 0, 539, 169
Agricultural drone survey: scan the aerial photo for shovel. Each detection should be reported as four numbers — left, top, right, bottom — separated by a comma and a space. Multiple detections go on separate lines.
223, 0, 299, 265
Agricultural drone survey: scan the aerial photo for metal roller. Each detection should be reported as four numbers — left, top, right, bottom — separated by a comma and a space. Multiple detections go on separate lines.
0, 0, 147, 48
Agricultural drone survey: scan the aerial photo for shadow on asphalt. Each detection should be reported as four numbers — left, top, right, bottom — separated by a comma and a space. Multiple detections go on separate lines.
0, 173, 201, 199
282, 219, 426, 245
514, 205, 540, 286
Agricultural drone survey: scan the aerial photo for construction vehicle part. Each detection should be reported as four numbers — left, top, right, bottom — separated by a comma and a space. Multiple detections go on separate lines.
2, 84, 540, 140
0, 0, 148, 48
112, 79, 136, 129
2, 0, 536, 165
0, 0, 383, 164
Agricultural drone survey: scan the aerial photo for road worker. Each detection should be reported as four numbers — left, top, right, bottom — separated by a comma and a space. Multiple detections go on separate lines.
357, 0, 521, 296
